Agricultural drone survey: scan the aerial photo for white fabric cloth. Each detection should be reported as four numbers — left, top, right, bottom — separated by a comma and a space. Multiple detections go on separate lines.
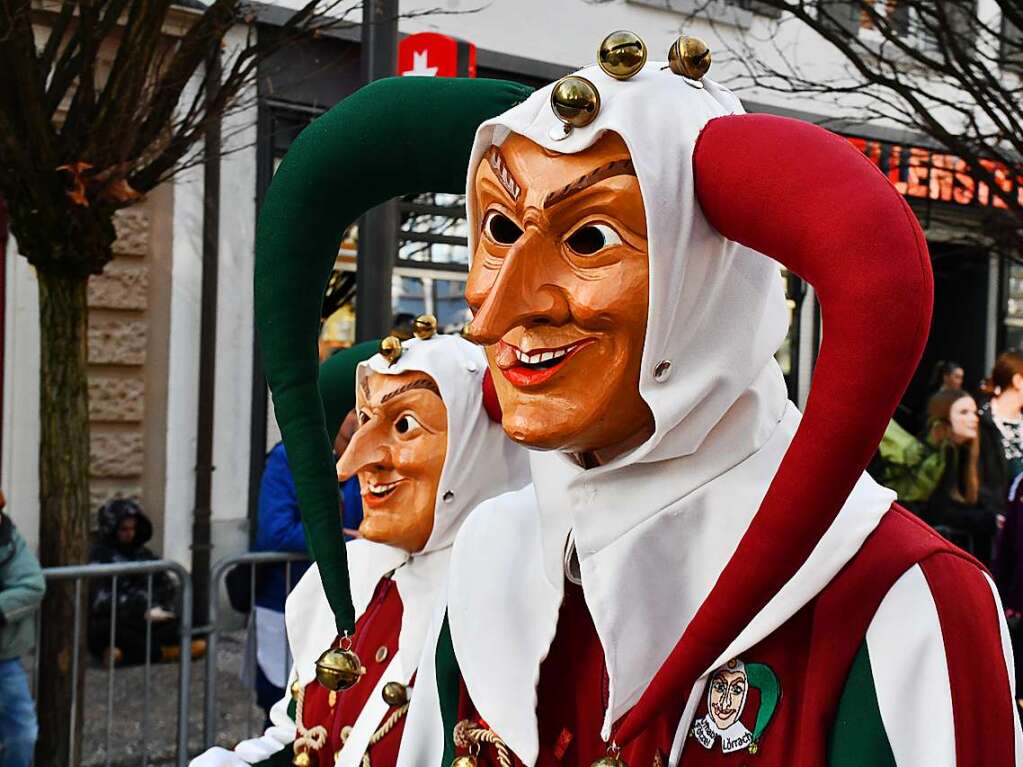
865, 566, 1023, 766
400, 63, 897, 767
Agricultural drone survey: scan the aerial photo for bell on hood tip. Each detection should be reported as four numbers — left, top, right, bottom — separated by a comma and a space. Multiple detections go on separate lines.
315, 646, 365, 691
598, 30, 647, 80
413, 314, 438, 340
379, 335, 403, 366
551, 75, 601, 128
667, 35, 712, 85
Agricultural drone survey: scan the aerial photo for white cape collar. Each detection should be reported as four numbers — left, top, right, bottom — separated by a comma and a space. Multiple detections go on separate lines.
287, 540, 453, 685
443, 385, 895, 765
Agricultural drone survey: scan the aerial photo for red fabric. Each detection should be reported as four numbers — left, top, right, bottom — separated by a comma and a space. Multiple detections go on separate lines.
482, 368, 503, 423
792, 508, 969, 767
300, 577, 406, 767
921, 551, 1016, 766
617, 114, 933, 742
452, 507, 978, 766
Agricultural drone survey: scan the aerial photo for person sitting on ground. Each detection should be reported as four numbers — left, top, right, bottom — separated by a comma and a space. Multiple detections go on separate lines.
0, 489, 45, 767
87, 499, 199, 665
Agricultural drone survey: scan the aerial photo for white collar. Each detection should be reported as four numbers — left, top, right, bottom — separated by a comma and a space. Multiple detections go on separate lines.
286, 540, 452, 685
442, 385, 894, 764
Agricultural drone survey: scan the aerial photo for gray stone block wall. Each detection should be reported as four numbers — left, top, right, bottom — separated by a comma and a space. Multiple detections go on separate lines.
88, 207, 151, 517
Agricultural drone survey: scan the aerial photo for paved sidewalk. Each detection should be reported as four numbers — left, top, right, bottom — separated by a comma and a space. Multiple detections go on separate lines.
76, 630, 267, 767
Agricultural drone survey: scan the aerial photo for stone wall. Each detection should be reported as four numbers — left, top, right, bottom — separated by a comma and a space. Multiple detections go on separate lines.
86, 207, 153, 520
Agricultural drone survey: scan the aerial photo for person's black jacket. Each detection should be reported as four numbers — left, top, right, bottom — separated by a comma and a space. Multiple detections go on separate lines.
87, 500, 176, 620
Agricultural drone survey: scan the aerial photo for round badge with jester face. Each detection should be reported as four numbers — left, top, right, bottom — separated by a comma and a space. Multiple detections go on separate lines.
708, 661, 748, 731
691, 659, 781, 755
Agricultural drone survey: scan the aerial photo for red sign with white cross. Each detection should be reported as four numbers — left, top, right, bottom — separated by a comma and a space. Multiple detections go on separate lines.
397, 32, 476, 78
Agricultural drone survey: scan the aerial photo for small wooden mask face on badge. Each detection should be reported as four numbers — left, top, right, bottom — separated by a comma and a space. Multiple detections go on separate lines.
466, 132, 654, 456
338, 370, 448, 552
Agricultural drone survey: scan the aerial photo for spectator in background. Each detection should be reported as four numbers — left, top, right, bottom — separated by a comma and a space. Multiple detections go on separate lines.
251, 442, 312, 720
0, 489, 44, 767
87, 499, 192, 665
930, 359, 965, 393
979, 351, 1023, 481
925, 389, 1004, 564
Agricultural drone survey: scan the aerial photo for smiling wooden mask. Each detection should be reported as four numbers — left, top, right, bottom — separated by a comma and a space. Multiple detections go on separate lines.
466, 132, 654, 459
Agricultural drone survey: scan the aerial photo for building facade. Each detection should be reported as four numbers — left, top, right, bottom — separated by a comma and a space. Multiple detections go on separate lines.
3, 0, 1016, 563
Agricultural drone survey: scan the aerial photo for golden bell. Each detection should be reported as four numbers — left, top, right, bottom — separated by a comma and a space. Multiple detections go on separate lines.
378, 335, 403, 367
315, 647, 366, 691
598, 30, 647, 80
381, 681, 409, 707
450, 756, 478, 767
412, 314, 438, 340
551, 76, 601, 128
668, 35, 711, 81
292, 749, 312, 767
290, 680, 302, 698
591, 758, 628, 767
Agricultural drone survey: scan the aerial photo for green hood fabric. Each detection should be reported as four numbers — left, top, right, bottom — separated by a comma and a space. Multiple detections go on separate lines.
319, 340, 379, 440
254, 76, 533, 634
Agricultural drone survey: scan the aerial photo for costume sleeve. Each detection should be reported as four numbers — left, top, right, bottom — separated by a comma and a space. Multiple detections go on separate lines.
863, 556, 1022, 766
256, 447, 309, 554
0, 530, 45, 623
189, 677, 297, 767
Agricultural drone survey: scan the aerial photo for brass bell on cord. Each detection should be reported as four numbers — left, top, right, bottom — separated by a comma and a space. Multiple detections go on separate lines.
292, 749, 312, 767
450, 756, 478, 767
315, 645, 366, 691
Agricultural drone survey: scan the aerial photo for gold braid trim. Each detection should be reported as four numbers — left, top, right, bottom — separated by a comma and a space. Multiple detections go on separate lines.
293, 683, 329, 755
338, 703, 411, 767
453, 720, 512, 767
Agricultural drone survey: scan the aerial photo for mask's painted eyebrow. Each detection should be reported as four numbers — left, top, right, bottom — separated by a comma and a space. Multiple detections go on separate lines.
378, 378, 441, 405
485, 146, 521, 202
360, 375, 371, 400
542, 157, 636, 210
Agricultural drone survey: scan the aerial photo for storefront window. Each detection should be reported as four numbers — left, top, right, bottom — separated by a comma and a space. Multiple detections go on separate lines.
1005, 264, 1023, 350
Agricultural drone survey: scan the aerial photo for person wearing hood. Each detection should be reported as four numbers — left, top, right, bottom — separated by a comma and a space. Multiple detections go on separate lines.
248, 45, 1019, 767
87, 499, 183, 665
192, 331, 529, 767
0, 490, 45, 767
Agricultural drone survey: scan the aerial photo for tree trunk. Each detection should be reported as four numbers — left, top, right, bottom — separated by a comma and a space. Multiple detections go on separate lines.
34, 268, 91, 767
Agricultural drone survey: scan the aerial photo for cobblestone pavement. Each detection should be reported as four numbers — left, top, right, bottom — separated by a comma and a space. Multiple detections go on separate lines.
57, 630, 268, 767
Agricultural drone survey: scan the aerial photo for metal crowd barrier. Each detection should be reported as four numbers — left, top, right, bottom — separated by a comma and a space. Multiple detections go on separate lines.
37, 560, 192, 767
202, 551, 309, 749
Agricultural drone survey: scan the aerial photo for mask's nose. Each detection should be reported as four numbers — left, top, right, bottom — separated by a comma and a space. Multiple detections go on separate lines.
465, 229, 571, 345
337, 415, 392, 481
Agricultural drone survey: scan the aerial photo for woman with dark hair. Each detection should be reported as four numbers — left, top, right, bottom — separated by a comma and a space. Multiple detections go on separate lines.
930, 359, 965, 394
980, 350, 1023, 481
925, 389, 1004, 563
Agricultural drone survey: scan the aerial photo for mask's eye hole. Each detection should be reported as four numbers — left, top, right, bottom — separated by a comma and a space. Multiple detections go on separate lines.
565, 223, 623, 256
358, 410, 370, 425
483, 211, 523, 245
394, 414, 423, 436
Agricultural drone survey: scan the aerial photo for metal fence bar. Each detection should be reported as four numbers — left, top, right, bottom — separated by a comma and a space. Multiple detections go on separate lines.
43, 560, 193, 767
203, 552, 308, 750
142, 573, 153, 767
70, 578, 82, 767
177, 568, 193, 767
106, 573, 118, 767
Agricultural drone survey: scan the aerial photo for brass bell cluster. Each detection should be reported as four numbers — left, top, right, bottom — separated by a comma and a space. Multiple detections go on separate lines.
379, 313, 438, 367
550, 30, 712, 131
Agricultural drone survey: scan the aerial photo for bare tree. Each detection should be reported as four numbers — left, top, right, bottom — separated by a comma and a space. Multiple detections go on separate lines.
0, 1, 370, 763
685, 0, 1022, 252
